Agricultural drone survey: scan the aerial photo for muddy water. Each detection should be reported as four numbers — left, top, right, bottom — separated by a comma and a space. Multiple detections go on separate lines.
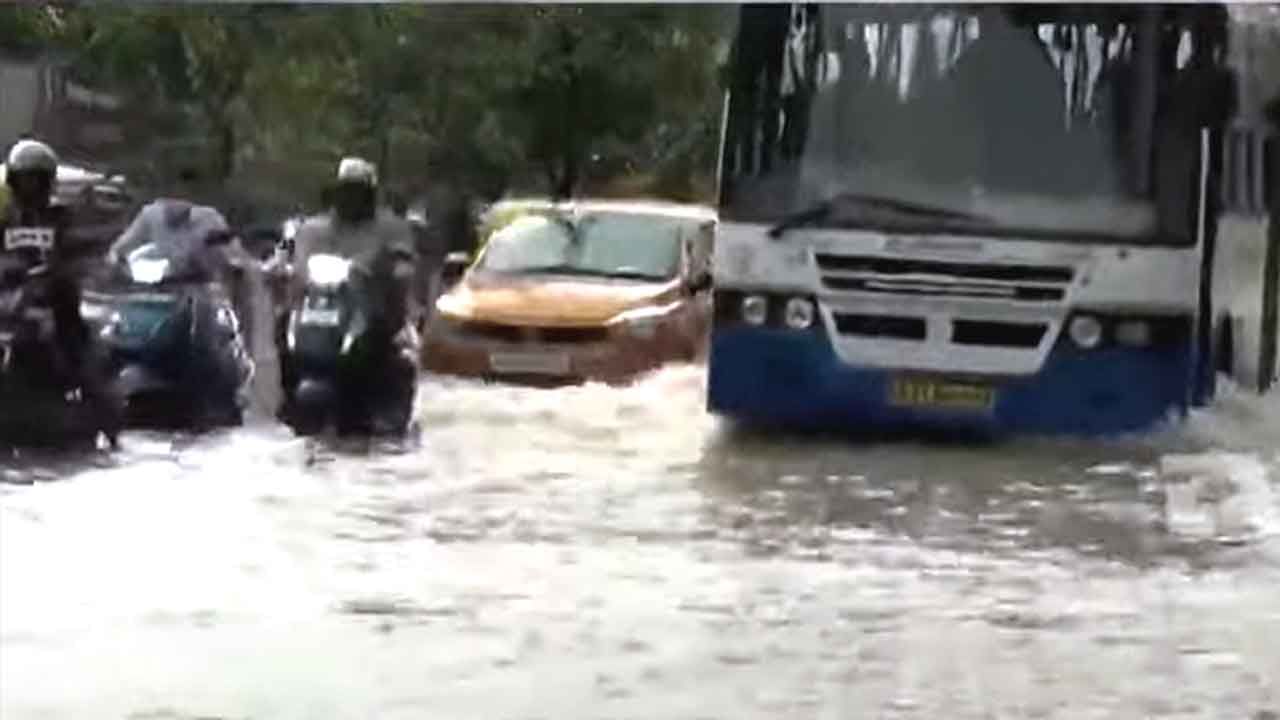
2, 367, 1279, 719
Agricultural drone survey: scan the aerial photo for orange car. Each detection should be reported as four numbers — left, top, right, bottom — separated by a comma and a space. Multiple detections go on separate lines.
424, 199, 716, 385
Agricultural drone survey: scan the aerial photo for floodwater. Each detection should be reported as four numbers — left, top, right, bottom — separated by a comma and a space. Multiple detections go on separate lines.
2, 364, 1279, 719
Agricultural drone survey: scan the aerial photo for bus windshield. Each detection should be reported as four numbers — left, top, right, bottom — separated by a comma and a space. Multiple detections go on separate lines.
719, 4, 1235, 245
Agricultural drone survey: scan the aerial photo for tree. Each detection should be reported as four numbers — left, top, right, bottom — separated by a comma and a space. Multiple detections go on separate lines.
15, 3, 731, 208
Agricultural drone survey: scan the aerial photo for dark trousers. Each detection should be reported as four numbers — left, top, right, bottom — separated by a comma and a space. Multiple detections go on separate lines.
49, 271, 124, 441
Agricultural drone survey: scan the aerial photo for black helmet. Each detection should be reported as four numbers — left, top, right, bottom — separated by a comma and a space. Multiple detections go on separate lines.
5, 139, 58, 209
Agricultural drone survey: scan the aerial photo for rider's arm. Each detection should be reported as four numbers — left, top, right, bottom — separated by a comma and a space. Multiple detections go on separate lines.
285, 223, 318, 310
382, 218, 420, 327
107, 202, 155, 262
387, 220, 419, 273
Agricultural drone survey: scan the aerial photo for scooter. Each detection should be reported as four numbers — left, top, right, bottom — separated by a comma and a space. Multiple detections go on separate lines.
280, 252, 419, 437
91, 230, 254, 429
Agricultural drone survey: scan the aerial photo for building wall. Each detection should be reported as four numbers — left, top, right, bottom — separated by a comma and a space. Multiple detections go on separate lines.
0, 59, 43, 149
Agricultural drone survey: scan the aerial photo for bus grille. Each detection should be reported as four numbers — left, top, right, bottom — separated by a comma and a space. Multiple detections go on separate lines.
831, 314, 1050, 349
816, 254, 1074, 303
951, 320, 1047, 348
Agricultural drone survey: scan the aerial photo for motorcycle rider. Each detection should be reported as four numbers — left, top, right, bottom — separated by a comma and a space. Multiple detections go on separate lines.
266, 156, 419, 422
386, 189, 443, 331
104, 166, 256, 424
0, 139, 123, 447
105, 166, 247, 279
105, 167, 257, 326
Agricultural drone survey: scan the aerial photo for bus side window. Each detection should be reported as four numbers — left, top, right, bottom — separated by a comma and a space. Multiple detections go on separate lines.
1222, 125, 1268, 217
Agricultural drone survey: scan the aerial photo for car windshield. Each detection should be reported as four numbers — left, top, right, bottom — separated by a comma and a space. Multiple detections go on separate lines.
474, 211, 687, 280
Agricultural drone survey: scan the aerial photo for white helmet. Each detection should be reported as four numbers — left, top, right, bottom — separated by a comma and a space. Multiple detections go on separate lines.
336, 157, 377, 187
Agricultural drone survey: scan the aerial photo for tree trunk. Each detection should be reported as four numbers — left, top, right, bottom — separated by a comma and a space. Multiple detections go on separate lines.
214, 114, 235, 182
378, 128, 391, 184
557, 151, 579, 199
545, 159, 563, 199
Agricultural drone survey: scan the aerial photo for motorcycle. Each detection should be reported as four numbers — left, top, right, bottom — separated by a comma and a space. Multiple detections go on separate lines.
92, 230, 254, 429
280, 251, 419, 437
0, 261, 116, 448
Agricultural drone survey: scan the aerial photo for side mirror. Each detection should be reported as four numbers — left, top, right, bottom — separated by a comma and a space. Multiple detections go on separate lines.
685, 270, 712, 294
441, 251, 472, 288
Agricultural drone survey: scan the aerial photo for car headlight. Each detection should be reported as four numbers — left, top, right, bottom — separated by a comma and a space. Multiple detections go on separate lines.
624, 315, 660, 339
1068, 315, 1103, 349
609, 305, 673, 340
784, 297, 815, 330
741, 294, 768, 326
1114, 320, 1151, 347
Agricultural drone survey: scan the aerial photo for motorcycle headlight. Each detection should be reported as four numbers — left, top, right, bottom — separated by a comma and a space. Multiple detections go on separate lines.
1068, 315, 1103, 349
80, 300, 109, 322
129, 258, 169, 285
307, 254, 352, 287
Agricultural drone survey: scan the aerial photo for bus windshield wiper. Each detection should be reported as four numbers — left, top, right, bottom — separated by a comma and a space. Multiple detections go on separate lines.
767, 192, 992, 239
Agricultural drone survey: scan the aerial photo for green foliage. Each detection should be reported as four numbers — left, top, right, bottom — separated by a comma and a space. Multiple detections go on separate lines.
15, 3, 730, 208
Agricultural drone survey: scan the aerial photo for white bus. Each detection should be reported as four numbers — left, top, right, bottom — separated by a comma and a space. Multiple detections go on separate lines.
707, 3, 1278, 435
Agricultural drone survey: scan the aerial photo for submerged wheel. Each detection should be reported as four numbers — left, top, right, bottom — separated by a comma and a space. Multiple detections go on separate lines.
290, 413, 326, 437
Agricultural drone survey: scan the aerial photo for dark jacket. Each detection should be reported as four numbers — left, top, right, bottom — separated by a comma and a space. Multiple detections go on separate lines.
0, 202, 90, 355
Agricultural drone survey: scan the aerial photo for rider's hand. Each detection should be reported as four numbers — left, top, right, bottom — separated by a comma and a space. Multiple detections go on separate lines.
392, 259, 415, 281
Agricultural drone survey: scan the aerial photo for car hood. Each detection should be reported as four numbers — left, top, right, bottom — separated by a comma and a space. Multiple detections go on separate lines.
440, 274, 681, 327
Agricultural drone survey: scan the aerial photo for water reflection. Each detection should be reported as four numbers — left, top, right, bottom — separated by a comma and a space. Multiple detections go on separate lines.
701, 409, 1280, 566
1, 367, 1277, 719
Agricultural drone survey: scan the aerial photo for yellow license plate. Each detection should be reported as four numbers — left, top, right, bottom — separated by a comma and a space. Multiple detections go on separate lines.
889, 377, 995, 411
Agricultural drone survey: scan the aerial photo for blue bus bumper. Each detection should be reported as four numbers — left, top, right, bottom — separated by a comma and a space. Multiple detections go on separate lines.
707, 327, 1193, 437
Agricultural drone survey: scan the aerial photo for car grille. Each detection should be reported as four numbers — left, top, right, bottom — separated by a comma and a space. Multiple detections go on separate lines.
459, 320, 608, 344
815, 254, 1074, 303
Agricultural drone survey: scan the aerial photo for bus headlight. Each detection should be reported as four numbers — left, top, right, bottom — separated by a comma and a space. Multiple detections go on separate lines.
784, 297, 814, 330
1115, 320, 1152, 347
741, 294, 768, 326
1068, 315, 1103, 349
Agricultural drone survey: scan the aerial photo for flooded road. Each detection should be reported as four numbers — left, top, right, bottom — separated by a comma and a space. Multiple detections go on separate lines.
2, 366, 1279, 719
